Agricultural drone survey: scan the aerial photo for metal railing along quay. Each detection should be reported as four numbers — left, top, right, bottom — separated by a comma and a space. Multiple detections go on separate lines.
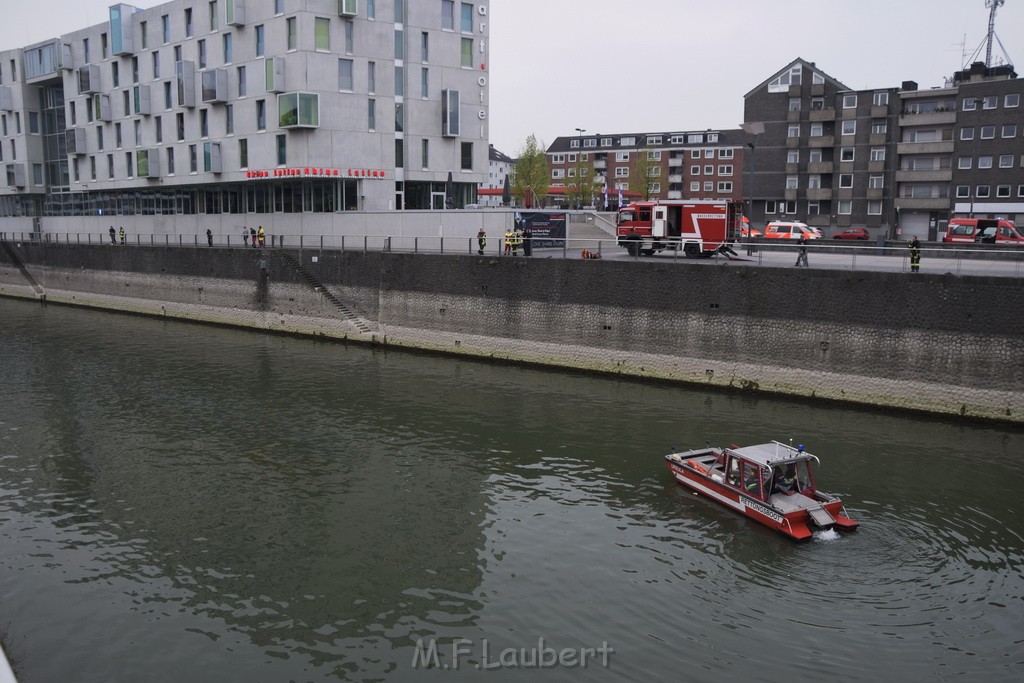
3, 231, 1023, 278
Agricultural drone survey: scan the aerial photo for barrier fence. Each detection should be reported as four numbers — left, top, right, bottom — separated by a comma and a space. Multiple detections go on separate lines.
3, 231, 1023, 277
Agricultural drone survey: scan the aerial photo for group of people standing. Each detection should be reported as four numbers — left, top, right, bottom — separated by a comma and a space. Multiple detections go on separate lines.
108, 226, 125, 245
502, 227, 528, 256
241, 226, 266, 248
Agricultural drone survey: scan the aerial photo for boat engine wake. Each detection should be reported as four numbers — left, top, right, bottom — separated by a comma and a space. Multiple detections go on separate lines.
814, 528, 841, 542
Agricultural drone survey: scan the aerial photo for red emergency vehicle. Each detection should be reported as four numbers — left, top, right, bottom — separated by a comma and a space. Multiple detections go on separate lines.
616, 200, 744, 257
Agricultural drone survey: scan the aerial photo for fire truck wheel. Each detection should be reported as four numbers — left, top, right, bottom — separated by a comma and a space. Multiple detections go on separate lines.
625, 235, 642, 256
683, 242, 700, 258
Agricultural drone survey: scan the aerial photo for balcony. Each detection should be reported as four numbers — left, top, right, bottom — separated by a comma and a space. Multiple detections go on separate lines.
226, 0, 245, 26
895, 169, 952, 183
5, 163, 25, 188
809, 135, 835, 148
867, 187, 884, 200
136, 149, 160, 178
175, 61, 196, 108
869, 133, 888, 146
807, 161, 833, 174
895, 197, 949, 210
898, 110, 956, 127
784, 188, 798, 201
201, 69, 228, 103
868, 160, 886, 173
265, 57, 285, 93
809, 108, 835, 121
593, 159, 606, 169
787, 110, 801, 122
132, 84, 151, 115
278, 92, 319, 128
77, 65, 100, 94
66, 128, 86, 155
786, 137, 800, 149
811, 84, 824, 96
668, 157, 682, 167
668, 174, 682, 183
897, 140, 953, 155
806, 188, 832, 201
666, 190, 682, 199
785, 163, 798, 174
870, 105, 889, 117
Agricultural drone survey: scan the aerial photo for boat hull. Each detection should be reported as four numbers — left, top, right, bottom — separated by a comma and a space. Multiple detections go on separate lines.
665, 455, 858, 541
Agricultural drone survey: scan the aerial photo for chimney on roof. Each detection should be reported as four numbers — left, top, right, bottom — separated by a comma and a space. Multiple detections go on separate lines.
901, 80, 918, 91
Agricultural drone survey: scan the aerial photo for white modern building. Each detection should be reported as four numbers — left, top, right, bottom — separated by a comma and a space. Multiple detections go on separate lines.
0, 0, 490, 221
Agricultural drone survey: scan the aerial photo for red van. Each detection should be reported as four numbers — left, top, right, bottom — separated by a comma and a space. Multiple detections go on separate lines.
943, 218, 1023, 244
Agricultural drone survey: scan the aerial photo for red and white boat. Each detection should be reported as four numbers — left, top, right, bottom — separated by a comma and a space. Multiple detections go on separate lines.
664, 441, 858, 541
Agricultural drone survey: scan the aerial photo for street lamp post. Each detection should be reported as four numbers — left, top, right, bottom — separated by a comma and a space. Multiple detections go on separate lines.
574, 128, 586, 210
739, 122, 765, 255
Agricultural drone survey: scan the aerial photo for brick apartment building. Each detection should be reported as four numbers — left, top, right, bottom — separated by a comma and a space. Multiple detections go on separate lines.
544, 130, 746, 209
744, 58, 1022, 240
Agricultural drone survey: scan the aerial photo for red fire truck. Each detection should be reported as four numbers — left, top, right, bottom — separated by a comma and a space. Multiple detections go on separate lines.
616, 200, 744, 257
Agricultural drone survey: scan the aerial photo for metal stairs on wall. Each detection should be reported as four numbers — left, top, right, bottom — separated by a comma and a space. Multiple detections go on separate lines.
277, 251, 373, 334
1, 240, 46, 300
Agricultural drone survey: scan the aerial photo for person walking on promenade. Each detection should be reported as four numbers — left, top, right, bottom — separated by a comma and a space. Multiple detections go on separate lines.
477, 228, 487, 255
257, 226, 266, 247
794, 233, 809, 267
909, 236, 921, 273
109, 226, 116, 245
206, 228, 214, 247
504, 228, 513, 255
250, 227, 257, 248
119, 226, 126, 245
242, 226, 249, 247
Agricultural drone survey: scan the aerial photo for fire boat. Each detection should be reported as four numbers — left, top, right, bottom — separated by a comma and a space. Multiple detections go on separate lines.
664, 441, 859, 541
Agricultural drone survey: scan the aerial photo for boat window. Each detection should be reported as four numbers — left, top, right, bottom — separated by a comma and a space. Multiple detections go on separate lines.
794, 460, 812, 492
741, 462, 762, 497
726, 457, 740, 487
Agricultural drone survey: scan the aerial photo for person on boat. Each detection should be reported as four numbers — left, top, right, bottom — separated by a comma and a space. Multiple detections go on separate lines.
772, 464, 797, 494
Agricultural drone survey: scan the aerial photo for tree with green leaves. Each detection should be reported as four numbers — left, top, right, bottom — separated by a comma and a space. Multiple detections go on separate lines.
511, 134, 550, 208
563, 153, 601, 209
628, 145, 664, 201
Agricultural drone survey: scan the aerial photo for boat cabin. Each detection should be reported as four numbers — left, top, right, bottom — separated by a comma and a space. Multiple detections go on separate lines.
721, 443, 817, 501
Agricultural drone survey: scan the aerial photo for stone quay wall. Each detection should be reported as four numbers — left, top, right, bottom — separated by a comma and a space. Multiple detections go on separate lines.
1, 241, 1021, 423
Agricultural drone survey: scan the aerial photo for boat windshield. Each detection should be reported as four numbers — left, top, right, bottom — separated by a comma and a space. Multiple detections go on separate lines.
769, 459, 814, 495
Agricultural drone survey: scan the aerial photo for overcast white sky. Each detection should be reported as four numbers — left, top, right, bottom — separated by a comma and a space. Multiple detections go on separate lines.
4, 1, 1021, 157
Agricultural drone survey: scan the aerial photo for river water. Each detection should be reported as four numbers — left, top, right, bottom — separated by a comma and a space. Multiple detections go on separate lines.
0, 297, 1021, 682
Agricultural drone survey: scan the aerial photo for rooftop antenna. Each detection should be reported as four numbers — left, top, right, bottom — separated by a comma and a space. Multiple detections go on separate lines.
947, 34, 968, 68
985, 0, 1005, 67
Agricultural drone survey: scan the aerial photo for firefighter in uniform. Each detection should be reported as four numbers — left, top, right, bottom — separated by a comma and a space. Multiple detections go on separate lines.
477, 228, 486, 255
909, 236, 921, 273
257, 226, 266, 247
119, 226, 126, 245
512, 228, 522, 256
504, 229, 513, 255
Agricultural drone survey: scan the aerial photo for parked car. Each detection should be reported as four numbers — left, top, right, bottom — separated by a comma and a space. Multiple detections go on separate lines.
741, 226, 763, 238
833, 227, 871, 240
943, 218, 1020, 243
763, 221, 821, 239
